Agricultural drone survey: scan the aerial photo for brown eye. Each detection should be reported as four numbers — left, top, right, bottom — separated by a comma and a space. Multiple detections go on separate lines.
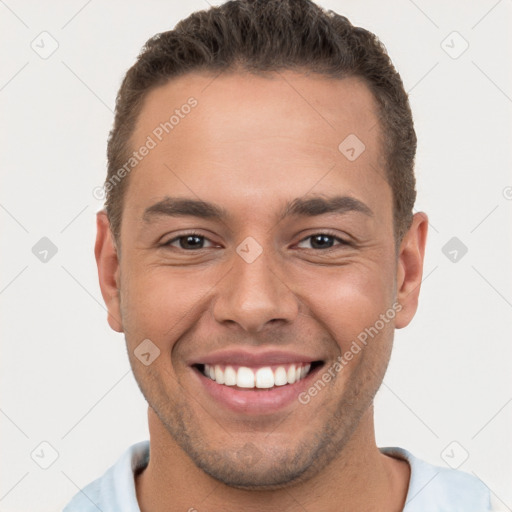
163, 233, 215, 250
296, 233, 348, 250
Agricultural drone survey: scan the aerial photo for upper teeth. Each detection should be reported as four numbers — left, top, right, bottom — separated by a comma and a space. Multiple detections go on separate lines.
203, 363, 311, 389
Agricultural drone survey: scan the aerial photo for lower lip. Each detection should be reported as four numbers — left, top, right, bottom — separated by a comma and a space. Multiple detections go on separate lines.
192, 365, 323, 415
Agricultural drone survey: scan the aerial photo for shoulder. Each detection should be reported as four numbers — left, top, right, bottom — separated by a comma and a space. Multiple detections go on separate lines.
62, 440, 150, 512
380, 446, 491, 512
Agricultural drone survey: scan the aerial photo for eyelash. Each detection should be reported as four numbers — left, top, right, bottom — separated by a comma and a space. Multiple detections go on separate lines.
161, 231, 350, 251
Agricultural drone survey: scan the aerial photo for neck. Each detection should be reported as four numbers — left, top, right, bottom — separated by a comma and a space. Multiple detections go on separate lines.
135, 406, 410, 512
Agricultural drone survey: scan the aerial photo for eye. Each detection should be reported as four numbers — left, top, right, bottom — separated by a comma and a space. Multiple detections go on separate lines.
296, 233, 349, 250
162, 232, 216, 250
161, 232, 349, 251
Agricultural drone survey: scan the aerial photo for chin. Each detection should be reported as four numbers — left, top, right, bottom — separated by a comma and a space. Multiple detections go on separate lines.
196, 457, 313, 490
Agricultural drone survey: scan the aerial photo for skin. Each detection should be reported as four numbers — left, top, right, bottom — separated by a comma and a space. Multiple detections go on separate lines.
95, 70, 428, 512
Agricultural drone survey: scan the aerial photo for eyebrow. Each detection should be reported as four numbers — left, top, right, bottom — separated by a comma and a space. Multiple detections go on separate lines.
142, 194, 373, 223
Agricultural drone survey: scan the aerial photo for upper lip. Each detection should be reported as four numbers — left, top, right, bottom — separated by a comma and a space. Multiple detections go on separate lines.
189, 349, 323, 367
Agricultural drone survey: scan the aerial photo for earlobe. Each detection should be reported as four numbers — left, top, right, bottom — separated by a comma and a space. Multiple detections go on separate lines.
395, 212, 429, 329
95, 210, 124, 333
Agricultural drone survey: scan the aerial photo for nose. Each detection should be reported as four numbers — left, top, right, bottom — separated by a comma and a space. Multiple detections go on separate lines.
212, 244, 300, 333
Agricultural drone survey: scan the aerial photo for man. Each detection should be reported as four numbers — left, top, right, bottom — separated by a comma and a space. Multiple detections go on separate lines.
64, 0, 495, 510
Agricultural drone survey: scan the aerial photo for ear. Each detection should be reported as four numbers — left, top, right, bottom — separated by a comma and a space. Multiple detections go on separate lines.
395, 212, 428, 329
95, 210, 123, 333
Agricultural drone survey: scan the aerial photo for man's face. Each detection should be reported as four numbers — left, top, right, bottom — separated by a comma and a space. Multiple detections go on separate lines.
98, 71, 421, 488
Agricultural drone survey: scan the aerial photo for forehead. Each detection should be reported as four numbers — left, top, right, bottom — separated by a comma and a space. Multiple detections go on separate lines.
133, 71, 380, 153
125, 70, 390, 226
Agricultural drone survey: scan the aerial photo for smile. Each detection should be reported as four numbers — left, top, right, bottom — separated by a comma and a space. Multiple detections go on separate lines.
189, 350, 325, 413
197, 362, 319, 389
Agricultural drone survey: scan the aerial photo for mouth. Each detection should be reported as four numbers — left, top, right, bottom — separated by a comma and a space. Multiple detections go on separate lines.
190, 360, 325, 414
193, 361, 324, 390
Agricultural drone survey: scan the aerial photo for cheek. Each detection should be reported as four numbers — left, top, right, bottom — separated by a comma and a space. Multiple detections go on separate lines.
294, 258, 396, 346
119, 264, 217, 345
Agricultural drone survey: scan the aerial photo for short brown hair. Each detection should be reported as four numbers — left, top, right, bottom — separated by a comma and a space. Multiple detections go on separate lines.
105, 0, 417, 248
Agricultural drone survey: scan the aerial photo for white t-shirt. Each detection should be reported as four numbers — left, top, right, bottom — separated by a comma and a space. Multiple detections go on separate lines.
63, 441, 496, 511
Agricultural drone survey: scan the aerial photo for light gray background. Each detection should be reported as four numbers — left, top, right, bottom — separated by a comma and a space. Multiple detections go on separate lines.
1, 1, 511, 510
